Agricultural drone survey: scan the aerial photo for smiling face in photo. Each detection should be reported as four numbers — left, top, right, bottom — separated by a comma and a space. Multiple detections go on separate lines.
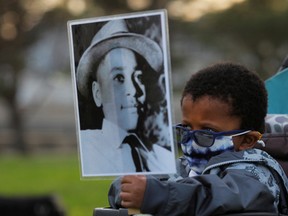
92, 48, 146, 131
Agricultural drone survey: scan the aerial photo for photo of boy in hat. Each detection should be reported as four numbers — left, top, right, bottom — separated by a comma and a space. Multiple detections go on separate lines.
68, 11, 176, 177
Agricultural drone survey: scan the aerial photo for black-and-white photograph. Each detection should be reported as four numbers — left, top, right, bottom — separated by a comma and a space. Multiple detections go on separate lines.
68, 10, 176, 177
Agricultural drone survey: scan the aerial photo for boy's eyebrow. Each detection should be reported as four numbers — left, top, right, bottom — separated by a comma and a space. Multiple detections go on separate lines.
110, 66, 123, 73
201, 122, 225, 131
110, 65, 138, 73
181, 120, 222, 131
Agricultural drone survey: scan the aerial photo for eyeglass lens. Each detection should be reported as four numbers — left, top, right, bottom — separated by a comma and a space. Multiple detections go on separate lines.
176, 128, 215, 147
194, 131, 214, 147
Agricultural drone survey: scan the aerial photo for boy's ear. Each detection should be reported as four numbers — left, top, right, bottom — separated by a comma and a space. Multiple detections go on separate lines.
92, 81, 102, 107
238, 131, 261, 151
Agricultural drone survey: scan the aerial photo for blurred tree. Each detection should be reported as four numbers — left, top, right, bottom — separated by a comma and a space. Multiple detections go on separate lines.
0, 0, 33, 153
0, 0, 71, 153
182, 0, 288, 79
91, 0, 167, 13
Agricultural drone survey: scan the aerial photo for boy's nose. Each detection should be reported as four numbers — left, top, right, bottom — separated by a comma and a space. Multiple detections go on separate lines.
125, 78, 137, 96
125, 76, 144, 99
132, 76, 144, 99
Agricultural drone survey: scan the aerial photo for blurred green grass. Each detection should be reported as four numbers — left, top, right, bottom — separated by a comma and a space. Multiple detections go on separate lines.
0, 154, 113, 216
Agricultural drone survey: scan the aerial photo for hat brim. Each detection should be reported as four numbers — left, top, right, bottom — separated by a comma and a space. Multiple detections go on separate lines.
76, 33, 163, 99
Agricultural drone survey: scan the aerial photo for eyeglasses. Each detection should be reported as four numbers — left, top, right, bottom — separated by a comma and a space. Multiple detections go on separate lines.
175, 124, 251, 147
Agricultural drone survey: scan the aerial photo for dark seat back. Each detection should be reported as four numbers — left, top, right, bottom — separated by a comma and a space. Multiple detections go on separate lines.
256, 114, 288, 177
93, 208, 129, 216
0, 195, 65, 216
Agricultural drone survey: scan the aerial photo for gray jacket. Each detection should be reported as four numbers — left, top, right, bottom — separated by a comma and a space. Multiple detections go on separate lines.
108, 149, 288, 216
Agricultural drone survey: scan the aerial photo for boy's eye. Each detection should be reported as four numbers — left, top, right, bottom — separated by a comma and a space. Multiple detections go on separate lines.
113, 74, 124, 83
180, 124, 192, 130
134, 70, 143, 83
203, 128, 217, 133
202, 127, 213, 131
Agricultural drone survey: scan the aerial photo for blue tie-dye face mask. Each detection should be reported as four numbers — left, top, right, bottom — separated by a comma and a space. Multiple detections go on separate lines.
177, 127, 251, 176
181, 135, 234, 175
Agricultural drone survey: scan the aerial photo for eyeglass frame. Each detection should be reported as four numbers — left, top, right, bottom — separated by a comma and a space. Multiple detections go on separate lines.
174, 124, 251, 147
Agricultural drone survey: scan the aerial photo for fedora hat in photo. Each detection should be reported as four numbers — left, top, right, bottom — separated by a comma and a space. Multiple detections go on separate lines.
76, 19, 163, 99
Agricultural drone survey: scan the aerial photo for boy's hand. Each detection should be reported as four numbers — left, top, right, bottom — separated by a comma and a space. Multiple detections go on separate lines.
120, 175, 147, 209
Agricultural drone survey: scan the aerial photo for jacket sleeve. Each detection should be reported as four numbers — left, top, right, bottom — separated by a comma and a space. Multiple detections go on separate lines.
141, 169, 277, 216
108, 177, 122, 209
107, 159, 185, 209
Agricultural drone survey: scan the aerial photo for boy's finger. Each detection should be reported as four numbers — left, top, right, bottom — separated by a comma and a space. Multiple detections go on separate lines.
120, 182, 133, 192
119, 191, 131, 201
121, 199, 133, 208
121, 175, 135, 184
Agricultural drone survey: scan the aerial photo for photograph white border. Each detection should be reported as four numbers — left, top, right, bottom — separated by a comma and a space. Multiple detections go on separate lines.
67, 9, 177, 178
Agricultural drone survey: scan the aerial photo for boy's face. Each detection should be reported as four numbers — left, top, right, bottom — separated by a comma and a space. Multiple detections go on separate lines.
93, 48, 146, 131
181, 95, 245, 150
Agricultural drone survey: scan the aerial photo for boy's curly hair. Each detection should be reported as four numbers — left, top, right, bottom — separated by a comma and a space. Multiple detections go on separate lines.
182, 62, 268, 133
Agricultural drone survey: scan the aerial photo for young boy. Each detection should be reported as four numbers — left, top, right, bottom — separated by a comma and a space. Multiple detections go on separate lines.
108, 62, 288, 215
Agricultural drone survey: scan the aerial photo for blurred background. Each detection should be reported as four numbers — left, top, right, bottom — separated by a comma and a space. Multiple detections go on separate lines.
0, 0, 287, 215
